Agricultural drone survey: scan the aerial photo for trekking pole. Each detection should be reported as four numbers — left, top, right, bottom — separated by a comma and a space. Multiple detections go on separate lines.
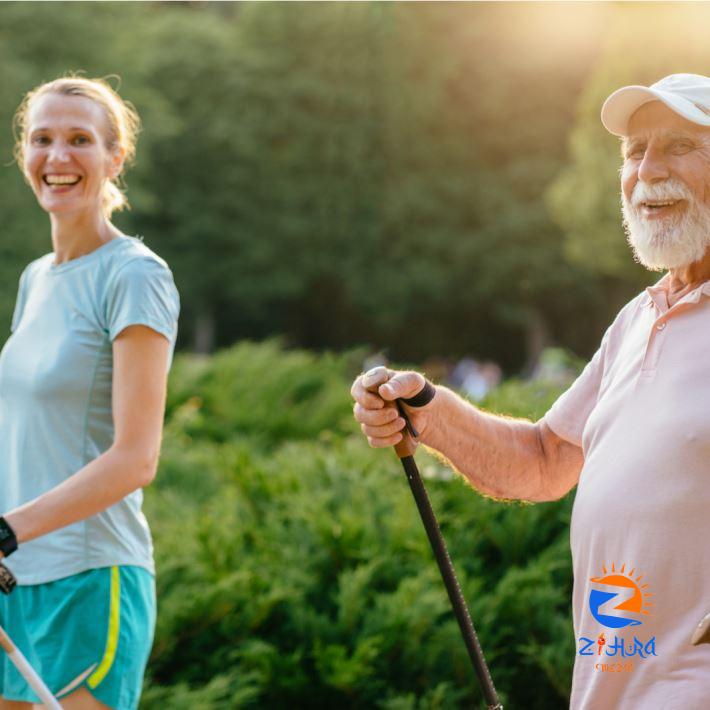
365, 369, 502, 709
0, 564, 63, 709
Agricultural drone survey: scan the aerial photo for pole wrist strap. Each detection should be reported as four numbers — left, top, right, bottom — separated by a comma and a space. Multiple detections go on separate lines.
400, 380, 436, 408
0, 517, 18, 558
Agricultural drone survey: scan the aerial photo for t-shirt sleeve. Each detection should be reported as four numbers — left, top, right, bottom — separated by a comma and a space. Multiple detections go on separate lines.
105, 257, 180, 344
541, 326, 612, 448
10, 266, 30, 333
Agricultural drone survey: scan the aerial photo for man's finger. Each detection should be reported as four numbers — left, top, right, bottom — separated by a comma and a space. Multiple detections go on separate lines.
354, 402, 399, 426
378, 372, 425, 401
360, 417, 405, 439
366, 432, 403, 449
351, 377, 385, 409
362, 366, 393, 391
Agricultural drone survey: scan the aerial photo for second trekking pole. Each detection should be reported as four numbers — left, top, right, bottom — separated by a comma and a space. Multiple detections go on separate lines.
0, 564, 62, 709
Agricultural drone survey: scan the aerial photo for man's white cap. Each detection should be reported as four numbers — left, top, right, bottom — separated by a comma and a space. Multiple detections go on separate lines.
601, 73, 710, 136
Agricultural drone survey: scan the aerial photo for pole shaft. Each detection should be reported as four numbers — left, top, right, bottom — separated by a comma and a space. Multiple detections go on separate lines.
401, 455, 502, 710
0, 624, 62, 709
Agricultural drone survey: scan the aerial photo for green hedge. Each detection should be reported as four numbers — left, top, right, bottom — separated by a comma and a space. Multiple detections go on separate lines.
142, 341, 577, 708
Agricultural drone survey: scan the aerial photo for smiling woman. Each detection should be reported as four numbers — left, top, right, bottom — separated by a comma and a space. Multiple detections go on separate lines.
0, 77, 180, 710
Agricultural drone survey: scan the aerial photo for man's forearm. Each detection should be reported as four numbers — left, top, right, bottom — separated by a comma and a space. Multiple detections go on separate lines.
420, 386, 547, 501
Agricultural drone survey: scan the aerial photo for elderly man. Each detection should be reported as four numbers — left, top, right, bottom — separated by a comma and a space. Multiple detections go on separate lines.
351, 74, 710, 708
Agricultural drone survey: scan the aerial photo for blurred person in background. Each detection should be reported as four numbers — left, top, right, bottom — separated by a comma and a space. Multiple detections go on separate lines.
351, 74, 710, 708
0, 76, 179, 709
448, 357, 502, 401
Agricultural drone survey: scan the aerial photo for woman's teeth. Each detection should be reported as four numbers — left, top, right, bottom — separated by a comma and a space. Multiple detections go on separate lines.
44, 175, 81, 185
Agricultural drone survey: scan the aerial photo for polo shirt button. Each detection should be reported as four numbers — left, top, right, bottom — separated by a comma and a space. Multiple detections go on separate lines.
656, 322, 666, 330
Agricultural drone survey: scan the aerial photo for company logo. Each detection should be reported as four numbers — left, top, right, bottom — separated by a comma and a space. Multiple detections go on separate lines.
578, 562, 658, 670
588, 562, 653, 629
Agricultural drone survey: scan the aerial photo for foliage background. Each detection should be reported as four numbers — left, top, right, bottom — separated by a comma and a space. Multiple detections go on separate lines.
143, 341, 575, 708
0, 1, 705, 706
0, 1, 627, 372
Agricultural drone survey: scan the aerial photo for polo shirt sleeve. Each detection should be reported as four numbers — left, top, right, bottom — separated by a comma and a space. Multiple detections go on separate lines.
542, 326, 612, 448
10, 265, 30, 333
105, 257, 180, 343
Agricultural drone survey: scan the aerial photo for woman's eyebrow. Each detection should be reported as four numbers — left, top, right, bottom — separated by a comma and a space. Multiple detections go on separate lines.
30, 125, 93, 133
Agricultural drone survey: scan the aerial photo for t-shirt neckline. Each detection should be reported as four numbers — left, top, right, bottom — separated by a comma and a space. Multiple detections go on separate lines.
49, 235, 128, 275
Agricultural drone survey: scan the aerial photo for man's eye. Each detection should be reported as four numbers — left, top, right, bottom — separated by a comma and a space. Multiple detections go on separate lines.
627, 148, 644, 160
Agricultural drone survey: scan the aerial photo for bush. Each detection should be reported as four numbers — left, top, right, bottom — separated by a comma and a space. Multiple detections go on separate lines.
143, 341, 574, 708
165, 339, 365, 447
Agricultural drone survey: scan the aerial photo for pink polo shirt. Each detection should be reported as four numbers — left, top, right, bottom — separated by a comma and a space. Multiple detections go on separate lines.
544, 273, 710, 709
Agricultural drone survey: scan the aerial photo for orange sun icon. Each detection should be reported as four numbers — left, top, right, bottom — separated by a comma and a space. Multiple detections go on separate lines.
589, 562, 654, 624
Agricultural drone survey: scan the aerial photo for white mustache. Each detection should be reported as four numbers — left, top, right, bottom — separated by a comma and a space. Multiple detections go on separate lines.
630, 180, 692, 207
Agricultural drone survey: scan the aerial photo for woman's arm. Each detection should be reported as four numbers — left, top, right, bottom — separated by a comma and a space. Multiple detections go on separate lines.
2, 325, 171, 548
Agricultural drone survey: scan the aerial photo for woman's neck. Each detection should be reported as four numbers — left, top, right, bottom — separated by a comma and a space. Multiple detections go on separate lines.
50, 210, 121, 265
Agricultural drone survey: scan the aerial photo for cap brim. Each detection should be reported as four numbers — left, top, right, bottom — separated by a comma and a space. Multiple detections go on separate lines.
601, 85, 710, 136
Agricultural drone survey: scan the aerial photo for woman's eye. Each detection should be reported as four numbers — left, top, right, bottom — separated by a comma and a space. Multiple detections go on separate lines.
31, 135, 50, 145
71, 135, 90, 145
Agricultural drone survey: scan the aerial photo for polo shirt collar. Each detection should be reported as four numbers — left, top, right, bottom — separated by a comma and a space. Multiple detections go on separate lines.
641, 272, 710, 308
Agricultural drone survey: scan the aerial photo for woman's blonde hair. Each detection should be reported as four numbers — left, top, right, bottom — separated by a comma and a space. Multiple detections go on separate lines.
13, 74, 141, 218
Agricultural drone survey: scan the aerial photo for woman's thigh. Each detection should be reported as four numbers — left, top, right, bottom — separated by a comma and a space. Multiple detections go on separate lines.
0, 687, 110, 709
58, 687, 111, 709
0, 698, 32, 710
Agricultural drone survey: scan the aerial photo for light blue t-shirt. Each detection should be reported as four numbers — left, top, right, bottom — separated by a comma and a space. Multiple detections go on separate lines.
0, 235, 180, 584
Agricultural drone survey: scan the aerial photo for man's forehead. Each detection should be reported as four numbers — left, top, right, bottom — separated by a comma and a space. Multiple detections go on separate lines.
625, 127, 709, 146
626, 101, 710, 140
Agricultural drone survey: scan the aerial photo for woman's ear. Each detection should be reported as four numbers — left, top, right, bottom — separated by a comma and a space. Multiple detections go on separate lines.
108, 145, 126, 180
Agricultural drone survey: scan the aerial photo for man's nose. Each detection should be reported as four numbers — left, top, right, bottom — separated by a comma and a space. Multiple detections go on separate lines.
637, 146, 670, 184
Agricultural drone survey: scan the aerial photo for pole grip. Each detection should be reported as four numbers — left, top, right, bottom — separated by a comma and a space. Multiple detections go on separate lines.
0, 563, 17, 595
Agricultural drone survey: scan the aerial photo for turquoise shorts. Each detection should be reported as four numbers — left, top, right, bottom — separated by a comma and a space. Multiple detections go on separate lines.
0, 565, 155, 710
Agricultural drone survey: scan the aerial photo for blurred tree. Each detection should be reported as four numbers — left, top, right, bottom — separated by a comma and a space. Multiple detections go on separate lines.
0, 2, 623, 371
349, 4, 608, 370
108, 2, 610, 368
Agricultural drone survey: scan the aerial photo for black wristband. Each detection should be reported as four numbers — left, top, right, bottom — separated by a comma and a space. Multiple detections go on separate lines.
400, 380, 436, 408
0, 517, 18, 558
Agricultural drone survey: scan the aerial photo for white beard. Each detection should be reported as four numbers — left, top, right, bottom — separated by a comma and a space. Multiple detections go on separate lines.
621, 178, 710, 271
